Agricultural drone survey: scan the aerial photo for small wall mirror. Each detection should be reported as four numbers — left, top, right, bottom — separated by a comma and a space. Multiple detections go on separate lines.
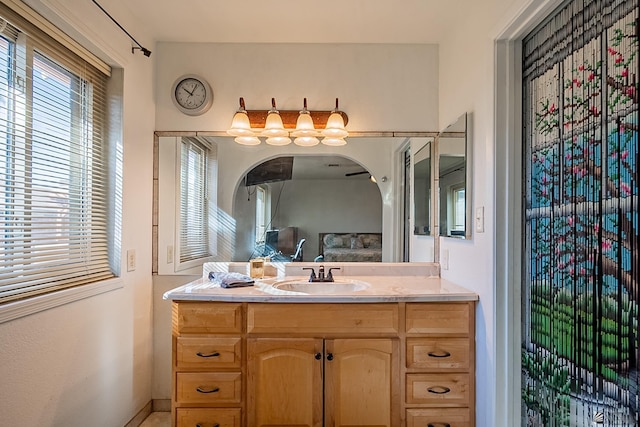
413, 140, 432, 235
438, 113, 470, 239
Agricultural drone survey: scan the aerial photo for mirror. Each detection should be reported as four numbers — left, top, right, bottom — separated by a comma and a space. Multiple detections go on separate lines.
413, 140, 432, 235
438, 113, 470, 239
155, 135, 436, 274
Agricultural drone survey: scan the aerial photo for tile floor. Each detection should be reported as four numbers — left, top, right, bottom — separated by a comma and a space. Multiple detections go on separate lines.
139, 412, 170, 427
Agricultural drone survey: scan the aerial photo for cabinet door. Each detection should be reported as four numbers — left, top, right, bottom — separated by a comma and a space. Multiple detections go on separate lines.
247, 338, 323, 427
325, 339, 399, 427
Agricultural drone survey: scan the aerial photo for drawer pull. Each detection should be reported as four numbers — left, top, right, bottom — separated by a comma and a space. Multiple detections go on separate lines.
196, 424, 220, 427
196, 351, 221, 358
428, 424, 451, 427
427, 386, 451, 394
196, 386, 220, 394
427, 350, 451, 358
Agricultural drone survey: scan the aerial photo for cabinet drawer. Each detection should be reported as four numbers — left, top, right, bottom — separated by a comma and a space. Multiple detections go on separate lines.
406, 408, 471, 427
247, 303, 398, 335
406, 374, 470, 406
173, 302, 242, 334
406, 303, 471, 335
406, 338, 470, 370
176, 336, 242, 369
176, 372, 242, 404
176, 408, 242, 427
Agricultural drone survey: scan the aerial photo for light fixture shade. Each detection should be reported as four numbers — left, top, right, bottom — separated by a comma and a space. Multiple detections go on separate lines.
292, 112, 318, 137
321, 137, 347, 146
235, 136, 261, 146
265, 136, 291, 146
294, 136, 320, 147
322, 112, 348, 138
292, 99, 318, 137
227, 111, 255, 137
262, 99, 288, 137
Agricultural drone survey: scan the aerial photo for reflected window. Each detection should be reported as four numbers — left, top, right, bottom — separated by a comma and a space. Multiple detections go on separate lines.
452, 185, 465, 232
177, 137, 214, 267
255, 186, 268, 244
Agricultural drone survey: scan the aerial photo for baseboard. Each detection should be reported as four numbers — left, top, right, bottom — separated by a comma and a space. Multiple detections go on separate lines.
152, 399, 171, 412
124, 401, 152, 427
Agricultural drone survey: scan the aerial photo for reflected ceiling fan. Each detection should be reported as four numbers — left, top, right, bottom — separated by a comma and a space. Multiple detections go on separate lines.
345, 170, 378, 183
345, 170, 369, 177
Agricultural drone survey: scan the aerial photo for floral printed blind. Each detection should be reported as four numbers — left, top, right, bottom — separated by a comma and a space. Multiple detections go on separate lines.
522, 0, 638, 426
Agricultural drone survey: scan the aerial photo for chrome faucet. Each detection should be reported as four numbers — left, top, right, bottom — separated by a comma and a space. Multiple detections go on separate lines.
302, 265, 341, 282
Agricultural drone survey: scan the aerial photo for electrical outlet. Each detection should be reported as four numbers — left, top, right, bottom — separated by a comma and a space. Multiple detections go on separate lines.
442, 249, 449, 270
167, 245, 174, 264
127, 249, 136, 272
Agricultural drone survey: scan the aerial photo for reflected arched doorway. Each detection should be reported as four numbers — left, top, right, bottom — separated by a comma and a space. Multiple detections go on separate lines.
232, 155, 383, 262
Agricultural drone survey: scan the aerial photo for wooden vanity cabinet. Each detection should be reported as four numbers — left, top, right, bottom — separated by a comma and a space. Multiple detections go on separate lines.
404, 302, 475, 427
171, 300, 475, 427
172, 302, 243, 427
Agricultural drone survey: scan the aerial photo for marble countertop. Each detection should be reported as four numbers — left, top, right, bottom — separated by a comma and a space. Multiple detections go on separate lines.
163, 274, 478, 303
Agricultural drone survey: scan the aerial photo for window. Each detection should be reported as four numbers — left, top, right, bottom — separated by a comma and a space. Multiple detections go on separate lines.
255, 186, 268, 244
451, 185, 465, 232
0, 9, 114, 305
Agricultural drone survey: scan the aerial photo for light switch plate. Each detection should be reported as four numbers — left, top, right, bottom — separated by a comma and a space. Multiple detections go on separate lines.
127, 249, 136, 272
475, 206, 485, 233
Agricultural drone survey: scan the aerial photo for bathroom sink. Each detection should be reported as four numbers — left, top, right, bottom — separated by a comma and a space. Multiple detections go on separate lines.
271, 279, 370, 294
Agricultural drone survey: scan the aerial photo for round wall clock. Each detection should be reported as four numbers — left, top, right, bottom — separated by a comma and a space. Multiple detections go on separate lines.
171, 74, 213, 116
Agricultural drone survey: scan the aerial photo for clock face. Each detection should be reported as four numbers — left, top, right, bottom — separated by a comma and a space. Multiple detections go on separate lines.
171, 75, 213, 115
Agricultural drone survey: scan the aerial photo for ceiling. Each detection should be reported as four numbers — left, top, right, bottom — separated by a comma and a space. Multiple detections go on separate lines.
102, 0, 467, 45
292, 155, 369, 180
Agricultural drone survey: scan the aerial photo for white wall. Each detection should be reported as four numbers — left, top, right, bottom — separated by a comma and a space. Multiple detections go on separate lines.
270, 178, 383, 261
0, 1, 156, 426
437, 1, 557, 426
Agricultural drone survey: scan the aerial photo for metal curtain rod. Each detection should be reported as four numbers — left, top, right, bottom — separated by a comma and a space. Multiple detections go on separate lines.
91, 0, 151, 57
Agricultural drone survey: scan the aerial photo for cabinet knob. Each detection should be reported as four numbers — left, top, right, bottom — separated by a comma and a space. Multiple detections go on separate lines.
315, 352, 322, 360
427, 386, 451, 394
428, 423, 451, 427
196, 386, 220, 394
326, 353, 334, 361
196, 351, 221, 358
427, 350, 451, 358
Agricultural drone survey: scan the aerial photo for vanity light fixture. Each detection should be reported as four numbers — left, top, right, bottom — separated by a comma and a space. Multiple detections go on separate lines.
227, 97, 348, 146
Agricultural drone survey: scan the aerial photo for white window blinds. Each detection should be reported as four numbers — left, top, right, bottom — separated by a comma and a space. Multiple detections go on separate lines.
0, 7, 113, 304
178, 137, 211, 263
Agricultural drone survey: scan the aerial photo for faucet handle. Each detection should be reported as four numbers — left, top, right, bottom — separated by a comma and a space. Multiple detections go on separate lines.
302, 267, 316, 281
327, 267, 341, 281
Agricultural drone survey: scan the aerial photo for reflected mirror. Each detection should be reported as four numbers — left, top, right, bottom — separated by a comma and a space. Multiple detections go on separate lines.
438, 113, 470, 239
413, 140, 432, 235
